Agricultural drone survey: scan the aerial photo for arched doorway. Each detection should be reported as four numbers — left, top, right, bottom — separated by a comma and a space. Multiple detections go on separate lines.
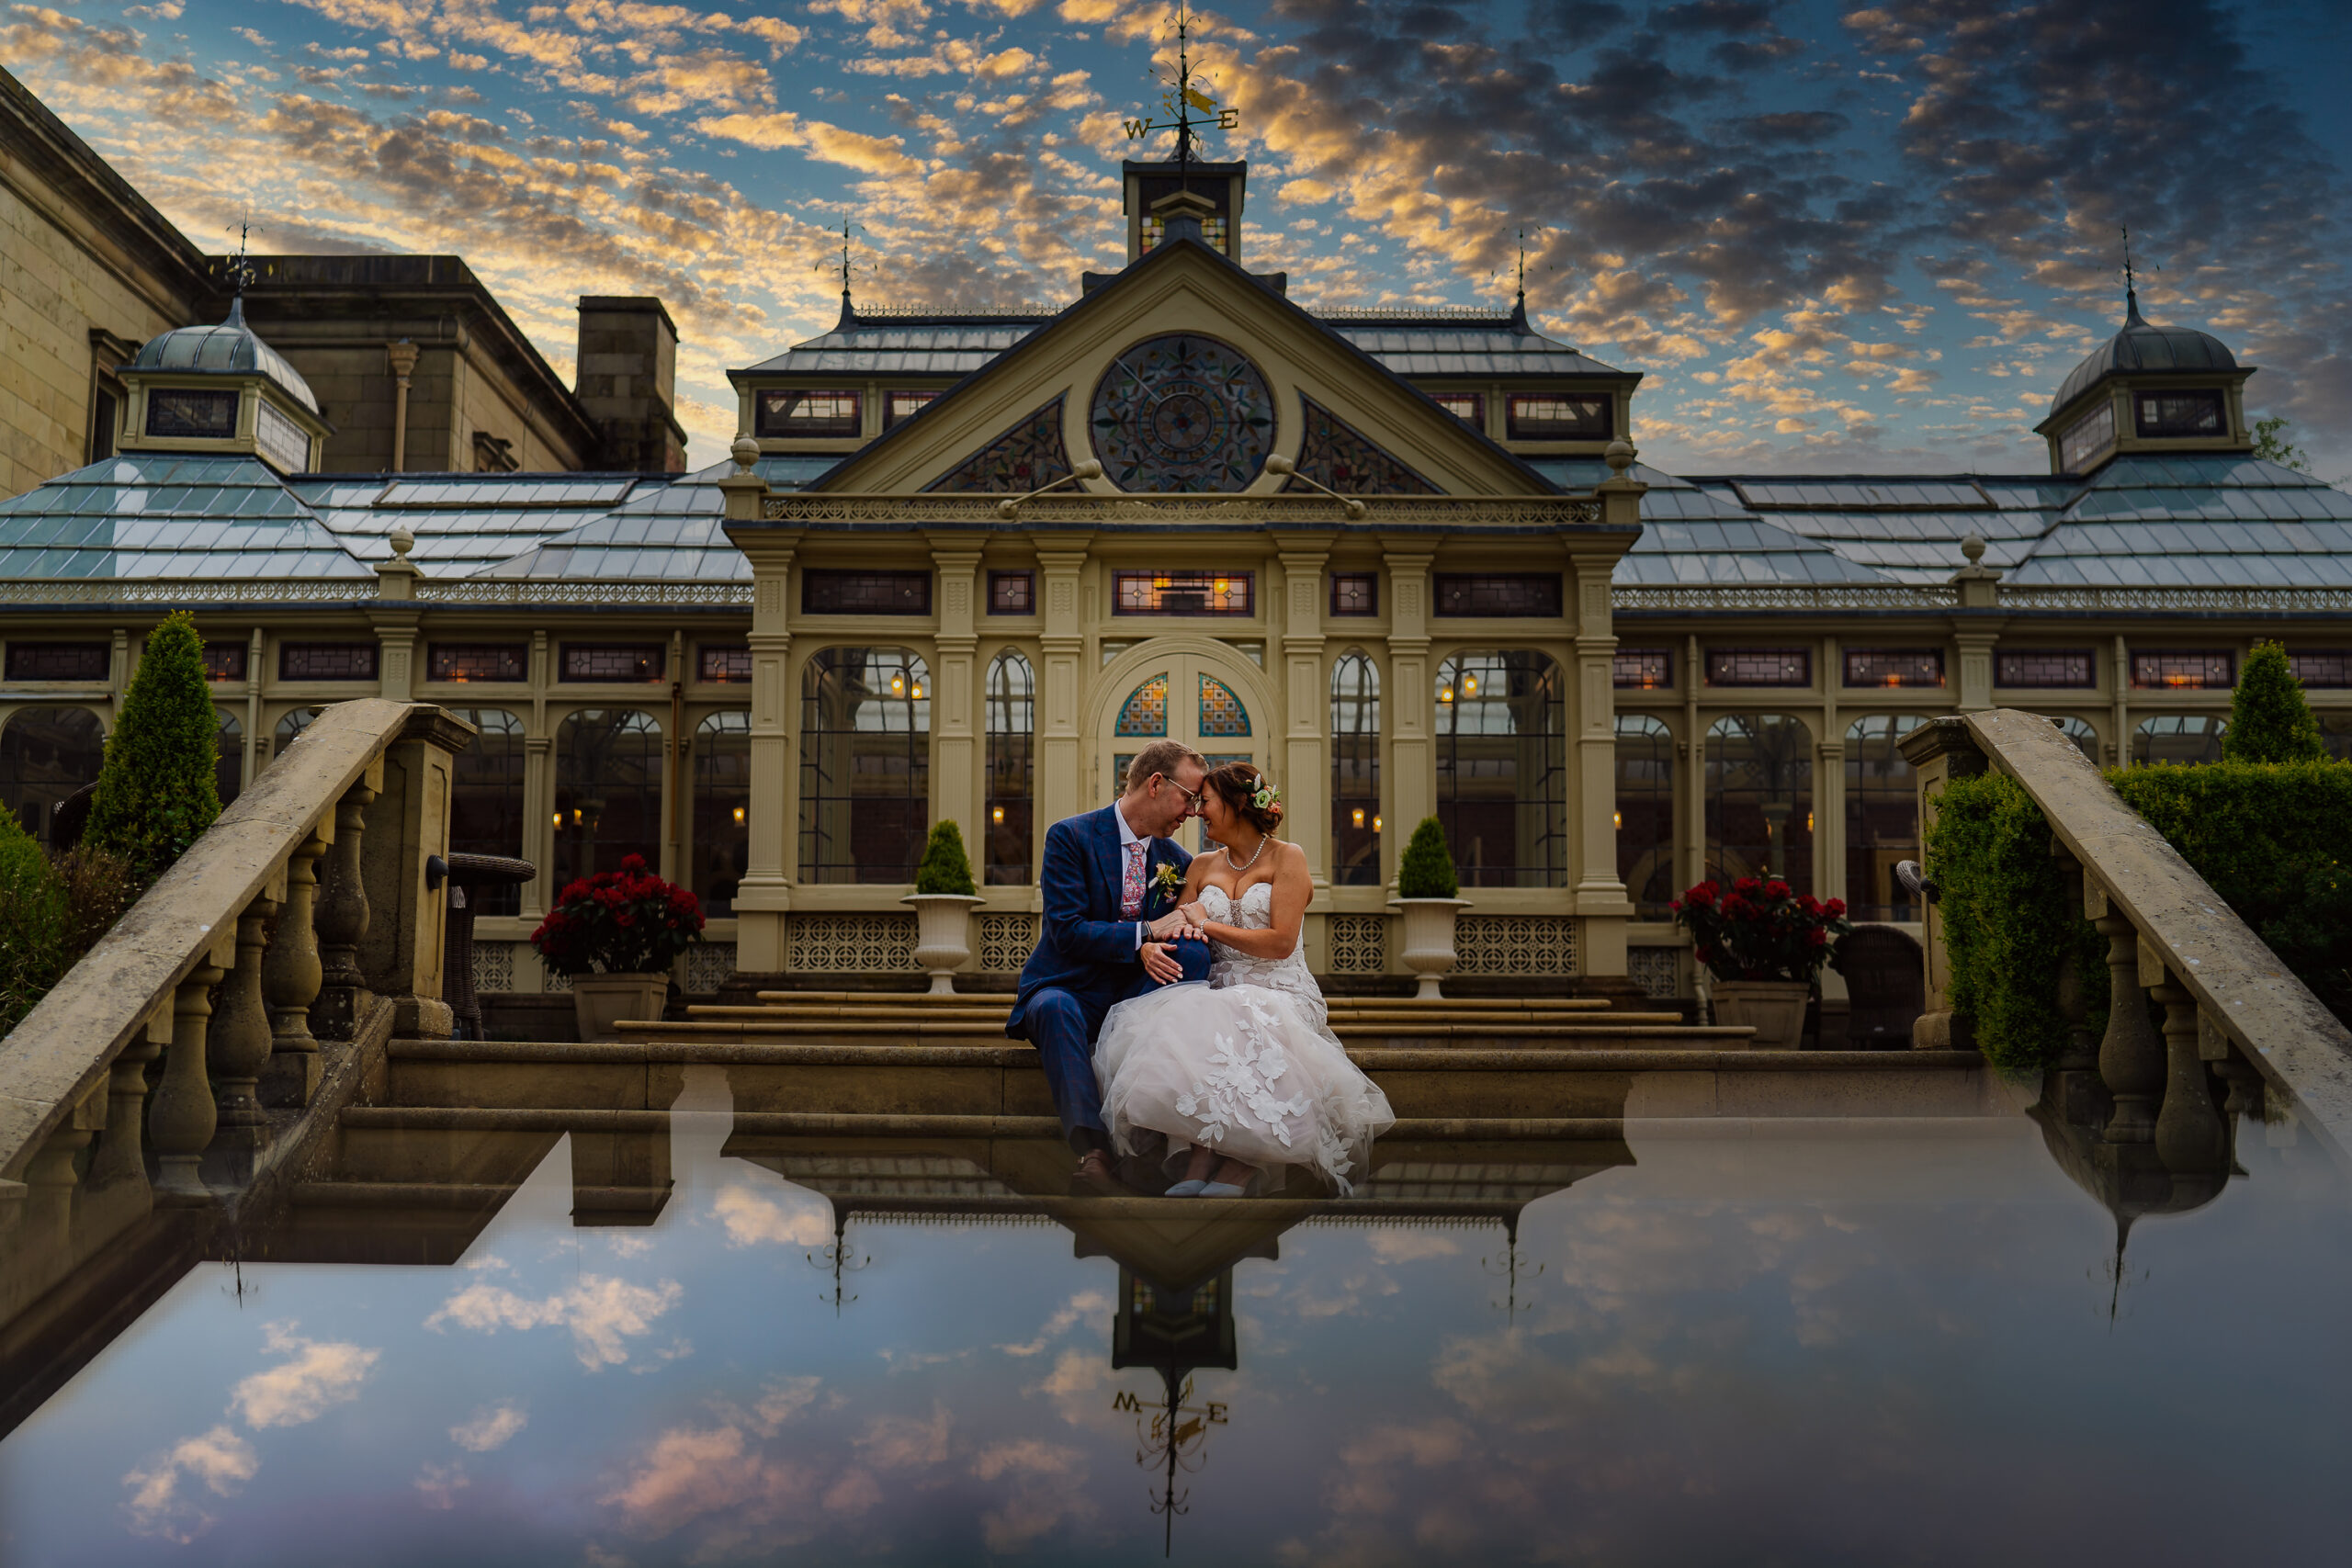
1092, 646, 1266, 852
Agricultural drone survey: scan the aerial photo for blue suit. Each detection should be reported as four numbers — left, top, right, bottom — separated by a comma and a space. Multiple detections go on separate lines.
1006, 804, 1193, 1151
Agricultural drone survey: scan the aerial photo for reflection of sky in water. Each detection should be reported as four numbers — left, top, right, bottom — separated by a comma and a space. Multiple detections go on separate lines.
5, 1092, 2350, 1565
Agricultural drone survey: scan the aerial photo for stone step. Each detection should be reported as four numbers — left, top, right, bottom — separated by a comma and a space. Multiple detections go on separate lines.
686, 1004, 1676, 1029
379, 1039, 1984, 1121
744, 991, 1614, 1012
623, 1021, 1725, 1051
336, 1105, 1628, 1141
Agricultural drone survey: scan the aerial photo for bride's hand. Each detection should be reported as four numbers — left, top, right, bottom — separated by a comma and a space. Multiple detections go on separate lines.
1177, 900, 1209, 930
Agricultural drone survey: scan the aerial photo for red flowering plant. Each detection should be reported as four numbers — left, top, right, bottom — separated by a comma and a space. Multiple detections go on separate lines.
1671, 876, 1853, 986
529, 854, 705, 976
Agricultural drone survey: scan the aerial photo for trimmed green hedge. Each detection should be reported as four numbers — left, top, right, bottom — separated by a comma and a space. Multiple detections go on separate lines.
913, 819, 977, 897
1925, 771, 2109, 1075
2109, 760, 2352, 1023
1398, 817, 1459, 899
85, 612, 221, 887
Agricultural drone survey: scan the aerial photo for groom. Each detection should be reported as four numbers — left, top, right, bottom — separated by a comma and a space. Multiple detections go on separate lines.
1006, 739, 1208, 1191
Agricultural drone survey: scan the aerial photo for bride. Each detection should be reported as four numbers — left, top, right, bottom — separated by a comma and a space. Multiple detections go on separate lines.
1093, 762, 1396, 1198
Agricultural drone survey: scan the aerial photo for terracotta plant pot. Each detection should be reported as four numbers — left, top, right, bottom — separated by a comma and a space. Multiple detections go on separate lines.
1709, 979, 1812, 1049
570, 972, 672, 1043
1389, 897, 1470, 1000
902, 893, 984, 995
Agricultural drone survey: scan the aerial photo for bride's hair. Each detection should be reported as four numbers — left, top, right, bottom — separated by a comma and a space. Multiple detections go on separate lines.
1203, 761, 1283, 834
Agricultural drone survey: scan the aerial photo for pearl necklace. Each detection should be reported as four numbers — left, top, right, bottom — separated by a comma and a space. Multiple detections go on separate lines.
1222, 832, 1270, 873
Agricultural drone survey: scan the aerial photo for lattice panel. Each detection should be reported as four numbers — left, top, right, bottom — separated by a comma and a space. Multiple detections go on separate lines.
541, 963, 571, 993
470, 940, 516, 995
1327, 914, 1389, 975
979, 913, 1040, 973
1453, 916, 1578, 977
1628, 947, 1681, 998
787, 914, 920, 973
685, 942, 738, 993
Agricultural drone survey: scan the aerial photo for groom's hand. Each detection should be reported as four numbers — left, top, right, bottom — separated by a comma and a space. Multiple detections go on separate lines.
1139, 942, 1183, 985
1146, 909, 1191, 942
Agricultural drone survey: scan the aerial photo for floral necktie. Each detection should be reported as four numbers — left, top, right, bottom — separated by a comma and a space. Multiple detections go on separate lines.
1120, 839, 1148, 919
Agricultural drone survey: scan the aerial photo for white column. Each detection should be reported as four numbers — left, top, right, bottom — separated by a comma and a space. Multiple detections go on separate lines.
1275, 536, 1331, 889
1381, 541, 1434, 874
930, 540, 984, 842
735, 538, 798, 972
1568, 549, 1633, 978
1035, 541, 1091, 832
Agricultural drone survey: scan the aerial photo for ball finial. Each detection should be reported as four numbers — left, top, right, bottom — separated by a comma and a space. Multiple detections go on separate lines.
1603, 438, 1636, 478
389, 526, 415, 560
731, 435, 760, 475
1961, 531, 1986, 567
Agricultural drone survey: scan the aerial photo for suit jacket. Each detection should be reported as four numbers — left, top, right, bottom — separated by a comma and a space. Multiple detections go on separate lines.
1006, 804, 1192, 1039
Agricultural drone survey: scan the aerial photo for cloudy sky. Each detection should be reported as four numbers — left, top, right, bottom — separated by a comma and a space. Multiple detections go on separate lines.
7, 0, 2350, 477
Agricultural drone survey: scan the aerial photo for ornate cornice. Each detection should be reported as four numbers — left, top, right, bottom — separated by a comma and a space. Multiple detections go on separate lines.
752, 492, 1608, 529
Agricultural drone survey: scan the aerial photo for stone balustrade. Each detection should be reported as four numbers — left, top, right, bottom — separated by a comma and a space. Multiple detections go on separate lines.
0, 700, 472, 1320
1902, 709, 2352, 1171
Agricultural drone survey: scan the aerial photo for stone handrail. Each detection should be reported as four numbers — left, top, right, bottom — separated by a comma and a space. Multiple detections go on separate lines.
0, 701, 472, 1267
1903, 709, 2352, 1168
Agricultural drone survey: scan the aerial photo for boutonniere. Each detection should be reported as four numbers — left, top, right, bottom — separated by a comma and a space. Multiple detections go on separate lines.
1150, 862, 1185, 903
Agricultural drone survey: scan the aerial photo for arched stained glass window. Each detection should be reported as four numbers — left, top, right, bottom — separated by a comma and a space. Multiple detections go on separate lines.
798, 647, 930, 884
1846, 714, 1933, 920
1706, 713, 1813, 894
1330, 653, 1380, 886
1435, 650, 1567, 888
272, 704, 330, 758
2134, 714, 2224, 767
215, 708, 243, 808
1198, 673, 1250, 738
986, 650, 1035, 886
694, 711, 751, 915
1614, 713, 1674, 916
553, 709, 663, 890
1115, 674, 1169, 738
447, 708, 526, 915
0, 705, 105, 843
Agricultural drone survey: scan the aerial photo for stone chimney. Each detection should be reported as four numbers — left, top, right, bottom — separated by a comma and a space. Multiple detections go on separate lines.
574, 297, 686, 471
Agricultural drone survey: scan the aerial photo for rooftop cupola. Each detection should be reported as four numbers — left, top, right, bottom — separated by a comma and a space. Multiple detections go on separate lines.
2034, 282, 2255, 478
117, 298, 330, 474
1117, 5, 1246, 265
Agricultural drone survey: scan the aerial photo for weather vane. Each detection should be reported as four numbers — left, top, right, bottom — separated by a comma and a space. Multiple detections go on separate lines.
224, 214, 256, 303
1122, 5, 1238, 167
2120, 225, 2157, 319
1113, 1371, 1230, 1557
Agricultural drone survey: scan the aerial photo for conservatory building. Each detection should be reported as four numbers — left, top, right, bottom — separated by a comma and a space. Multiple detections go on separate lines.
0, 155, 2347, 1021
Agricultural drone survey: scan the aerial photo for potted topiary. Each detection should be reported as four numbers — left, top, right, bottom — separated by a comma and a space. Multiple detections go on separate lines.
903, 820, 983, 995
531, 853, 704, 1042
1388, 817, 1470, 999
1672, 877, 1852, 1048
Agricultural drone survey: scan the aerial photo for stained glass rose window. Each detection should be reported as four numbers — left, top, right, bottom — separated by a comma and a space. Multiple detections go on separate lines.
1088, 333, 1275, 492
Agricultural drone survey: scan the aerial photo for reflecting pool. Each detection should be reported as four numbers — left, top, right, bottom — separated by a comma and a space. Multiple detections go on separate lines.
4, 1069, 2349, 1564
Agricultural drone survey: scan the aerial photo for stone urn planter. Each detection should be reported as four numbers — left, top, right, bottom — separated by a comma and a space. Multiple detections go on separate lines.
570, 972, 672, 1043
1709, 980, 1811, 1050
1389, 898, 1471, 999
902, 893, 985, 995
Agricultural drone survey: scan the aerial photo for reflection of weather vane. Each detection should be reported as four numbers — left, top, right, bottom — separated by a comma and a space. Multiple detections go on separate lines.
1481, 1215, 1544, 1324
1113, 1369, 1229, 1557
806, 1209, 870, 1315
1122, 5, 1239, 166
2092, 1215, 2146, 1329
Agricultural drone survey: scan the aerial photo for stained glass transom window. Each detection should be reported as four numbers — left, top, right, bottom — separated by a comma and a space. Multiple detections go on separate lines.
1706, 648, 1811, 687
802, 571, 933, 615
279, 642, 378, 682
988, 571, 1035, 614
429, 643, 526, 682
560, 643, 663, 682
1114, 571, 1252, 616
7, 643, 107, 681
1290, 395, 1438, 495
1613, 649, 1671, 690
2290, 650, 2352, 689
205, 644, 247, 682
1329, 573, 1378, 616
1844, 649, 1944, 689
1198, 674, 1250, 738
925, 396, 1073, 493
1090, 334, 1274, 492
1115, 675, 1169, 738
1432, 574, 1562, 617
2131, 649, 2233, 690
1997, 649, 2095, 688
698, 645, 752, 683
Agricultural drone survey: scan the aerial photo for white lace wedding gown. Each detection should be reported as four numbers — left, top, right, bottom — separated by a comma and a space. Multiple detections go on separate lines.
1094, 881, 1396, 1194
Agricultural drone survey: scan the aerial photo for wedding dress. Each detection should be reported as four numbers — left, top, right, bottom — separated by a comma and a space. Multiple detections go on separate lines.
1094, 881, 1396, 1194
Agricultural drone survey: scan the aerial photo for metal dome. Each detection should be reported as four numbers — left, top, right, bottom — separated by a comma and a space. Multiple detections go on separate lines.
2049, 290, 2235, 418
129, 299, 320, 414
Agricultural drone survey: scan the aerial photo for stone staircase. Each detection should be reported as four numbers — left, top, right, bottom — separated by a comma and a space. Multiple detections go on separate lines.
266, 990, 1988, 1264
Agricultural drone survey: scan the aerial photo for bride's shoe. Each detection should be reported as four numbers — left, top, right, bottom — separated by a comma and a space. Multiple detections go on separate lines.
1162, 1179, 1209, 1198
1197, 1181, 1246, 1199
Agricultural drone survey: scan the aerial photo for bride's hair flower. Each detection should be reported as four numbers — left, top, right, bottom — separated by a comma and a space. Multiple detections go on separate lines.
1250, 774, 1280, 811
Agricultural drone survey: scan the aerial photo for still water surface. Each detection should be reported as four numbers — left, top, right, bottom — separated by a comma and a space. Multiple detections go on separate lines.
4, 1075, 2347, 1565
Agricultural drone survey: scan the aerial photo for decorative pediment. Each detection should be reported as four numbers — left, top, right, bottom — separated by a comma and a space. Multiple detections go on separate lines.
816, 240, 1553, 498
923, 396, 1071, 493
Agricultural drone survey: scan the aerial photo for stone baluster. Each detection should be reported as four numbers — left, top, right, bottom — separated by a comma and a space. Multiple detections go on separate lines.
263, 831, 328, 1107
150, 958, 227, 1201
2086, 881, 2163, 1144
208, 892, 278, 1150
311, 783, 376, 1040
2150, 974, 2227, 1174
89, 1009, 166, 1197
21, 1084, 104, 1243
2201, 1010, 2267, 1124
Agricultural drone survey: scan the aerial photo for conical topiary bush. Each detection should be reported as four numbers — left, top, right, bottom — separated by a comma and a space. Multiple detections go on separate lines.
84, 611, 223, 887
2224, 640, 2324, 764
1396, 816, 1460, 900
913, 819, 978, 896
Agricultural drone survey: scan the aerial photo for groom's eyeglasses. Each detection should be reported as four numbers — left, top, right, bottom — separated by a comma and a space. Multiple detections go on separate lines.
1166, 779, 1207, 813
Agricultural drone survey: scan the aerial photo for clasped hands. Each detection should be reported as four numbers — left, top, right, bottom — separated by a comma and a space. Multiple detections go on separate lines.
1139, 907, 1208, 985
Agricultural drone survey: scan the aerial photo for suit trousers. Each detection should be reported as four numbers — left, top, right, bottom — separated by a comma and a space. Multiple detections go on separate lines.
1024, 971, 1163, 1153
